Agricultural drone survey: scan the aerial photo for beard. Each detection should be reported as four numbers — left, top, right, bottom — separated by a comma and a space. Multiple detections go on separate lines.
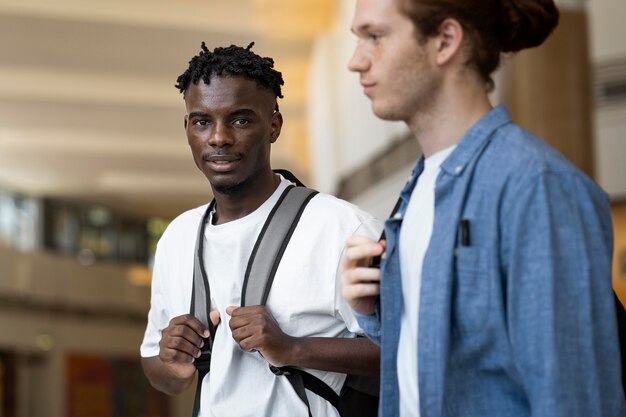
212, 179, 248, 196
210, 163, 267, 197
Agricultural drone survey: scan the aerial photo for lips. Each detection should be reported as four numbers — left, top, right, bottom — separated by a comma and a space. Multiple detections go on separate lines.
361, 82, 376, 96
204, 154, 241, 172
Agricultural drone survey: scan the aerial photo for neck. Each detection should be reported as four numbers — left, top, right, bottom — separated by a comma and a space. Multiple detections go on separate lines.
407, 76, 493, 158
211, 170, 279, 224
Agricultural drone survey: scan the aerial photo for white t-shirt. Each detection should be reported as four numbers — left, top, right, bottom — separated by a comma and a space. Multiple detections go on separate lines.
397, 146, 456, 417
141, 176, 381, 417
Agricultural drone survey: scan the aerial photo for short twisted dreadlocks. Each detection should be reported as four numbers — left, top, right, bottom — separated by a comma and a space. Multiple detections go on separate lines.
175, 42, 284, 111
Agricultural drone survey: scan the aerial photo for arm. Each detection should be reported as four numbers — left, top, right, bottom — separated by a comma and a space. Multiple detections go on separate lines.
504, 171, 624, 416
227, 305, 380, 377
142, 314, 214, 395
141, 356, 195, 395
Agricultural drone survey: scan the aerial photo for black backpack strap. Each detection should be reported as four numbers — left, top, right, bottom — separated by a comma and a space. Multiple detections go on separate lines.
274, 169, 306, 187
270, 366, 340, 412
614, 292, 626, 396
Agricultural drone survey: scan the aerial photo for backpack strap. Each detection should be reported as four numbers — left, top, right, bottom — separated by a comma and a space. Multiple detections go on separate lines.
190, 199, 217, 417
242, 185, 318, 306
614, 292, 626, 396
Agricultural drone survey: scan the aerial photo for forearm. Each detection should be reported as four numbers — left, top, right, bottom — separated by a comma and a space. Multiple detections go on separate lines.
141, 356, 195, 395
286, 336, 380, 377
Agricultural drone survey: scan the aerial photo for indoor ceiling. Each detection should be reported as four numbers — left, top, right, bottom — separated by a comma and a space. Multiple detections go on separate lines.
0, 0, 334, 219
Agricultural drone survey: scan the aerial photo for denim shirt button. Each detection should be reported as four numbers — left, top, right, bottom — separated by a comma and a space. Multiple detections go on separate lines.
393, 212, 402, 220
381, 252, 387, 260
455, 165, 463, 174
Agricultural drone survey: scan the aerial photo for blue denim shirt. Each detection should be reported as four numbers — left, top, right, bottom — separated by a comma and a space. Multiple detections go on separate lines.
355, 106, 626, 417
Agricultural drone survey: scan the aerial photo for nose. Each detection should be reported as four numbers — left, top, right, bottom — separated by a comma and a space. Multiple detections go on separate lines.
208, 122, 234, 147
348, 43, 369, 73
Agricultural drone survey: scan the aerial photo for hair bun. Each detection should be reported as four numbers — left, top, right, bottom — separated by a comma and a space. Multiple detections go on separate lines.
497, 0, 560, 53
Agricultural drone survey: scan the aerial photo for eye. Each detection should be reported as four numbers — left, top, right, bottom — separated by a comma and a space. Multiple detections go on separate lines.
193, 119, 209, 126
368, 33, 382, 42
233, 119, 250, 127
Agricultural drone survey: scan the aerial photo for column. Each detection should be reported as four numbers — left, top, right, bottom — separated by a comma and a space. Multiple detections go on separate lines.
500, 0, 593, 177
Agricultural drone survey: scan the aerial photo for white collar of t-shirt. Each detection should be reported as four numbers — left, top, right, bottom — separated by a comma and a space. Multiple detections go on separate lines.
397, 144, 456, 417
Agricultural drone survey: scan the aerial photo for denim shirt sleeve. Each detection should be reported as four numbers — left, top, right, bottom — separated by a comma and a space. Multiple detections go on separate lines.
502, 170, 620, 416
353, 304, 382, 346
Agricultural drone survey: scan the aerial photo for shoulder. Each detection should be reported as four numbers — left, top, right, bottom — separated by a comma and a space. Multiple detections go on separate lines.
488, 124, 574, 174
484, 123, 607, 199
478, 125, 611, 227
287, 190, 380, 241
306, 191, 375, 223
157, 204, 208, 250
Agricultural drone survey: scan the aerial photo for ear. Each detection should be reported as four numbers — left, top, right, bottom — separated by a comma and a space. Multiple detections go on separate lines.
434, 18, 464, 66
184, 114, 189, 130
270, 111, 283, 144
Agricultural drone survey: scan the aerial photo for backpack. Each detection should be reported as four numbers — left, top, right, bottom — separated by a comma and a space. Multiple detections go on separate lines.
189, 170, 379, 417
615, 293, 626, 397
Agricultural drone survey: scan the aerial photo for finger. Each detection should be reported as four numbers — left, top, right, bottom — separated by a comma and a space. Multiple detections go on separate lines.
343, 266, 381, 285
228, 305, 266, 317
345, 235, 378, 247
169, 314, 209, 338
209, 310, 220, 327
342, 281, 381, 300
230, 324, 255, 346
228, 307, 269, 332
160, 334, 203, 361
235, 333, 259, 353
165, 322, 207, 349
343, 243, 385, 270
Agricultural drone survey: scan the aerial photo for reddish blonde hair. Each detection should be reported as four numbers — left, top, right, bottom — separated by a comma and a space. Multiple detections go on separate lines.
398, 0, 559, 89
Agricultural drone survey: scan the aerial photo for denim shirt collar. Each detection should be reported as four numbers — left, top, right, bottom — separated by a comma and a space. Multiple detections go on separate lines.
440, 104, 512, 176
397, 105, 512, 215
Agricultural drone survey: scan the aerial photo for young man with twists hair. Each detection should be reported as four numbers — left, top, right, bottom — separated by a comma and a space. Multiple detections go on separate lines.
342, 0, 626, 416
140, 42, 380, 417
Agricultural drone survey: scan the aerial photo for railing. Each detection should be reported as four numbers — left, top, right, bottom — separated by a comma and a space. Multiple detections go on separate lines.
0, 244, 150, 321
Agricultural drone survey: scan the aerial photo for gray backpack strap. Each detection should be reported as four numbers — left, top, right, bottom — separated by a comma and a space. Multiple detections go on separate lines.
241, 185, 318, 306
190, 200, 216, 417
191, 200, 216, 336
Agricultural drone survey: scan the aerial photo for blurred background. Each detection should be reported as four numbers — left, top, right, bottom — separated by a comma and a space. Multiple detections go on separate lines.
0, 0, 625, 416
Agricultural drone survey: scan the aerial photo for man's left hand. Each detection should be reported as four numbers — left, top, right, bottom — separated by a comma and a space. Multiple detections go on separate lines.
226, 305, 297, 367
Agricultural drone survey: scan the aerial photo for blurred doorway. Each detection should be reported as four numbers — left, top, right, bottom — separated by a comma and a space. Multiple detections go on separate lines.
0, 351, 16, 417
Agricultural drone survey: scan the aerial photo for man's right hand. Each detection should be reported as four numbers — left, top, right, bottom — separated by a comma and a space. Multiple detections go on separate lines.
341, 235, 386, 315
158, 313, 219, 380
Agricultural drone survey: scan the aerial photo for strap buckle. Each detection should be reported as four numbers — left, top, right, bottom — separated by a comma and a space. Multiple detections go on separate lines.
194, 350, 212, 372
269, 365, 290, 376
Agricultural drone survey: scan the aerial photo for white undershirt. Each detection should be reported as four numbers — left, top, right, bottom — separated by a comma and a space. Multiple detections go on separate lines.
397, 146, 456, 417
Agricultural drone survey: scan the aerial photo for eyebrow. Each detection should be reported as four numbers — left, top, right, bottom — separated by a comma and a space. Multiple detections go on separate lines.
188, 108, 258, 119
230, 108, 256, 117
188, 111, 208, 119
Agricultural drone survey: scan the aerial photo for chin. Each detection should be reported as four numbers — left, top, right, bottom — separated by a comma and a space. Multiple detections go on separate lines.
212, 181, 245, 196
372, 102, 405, 121
209, 174, 250, 196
